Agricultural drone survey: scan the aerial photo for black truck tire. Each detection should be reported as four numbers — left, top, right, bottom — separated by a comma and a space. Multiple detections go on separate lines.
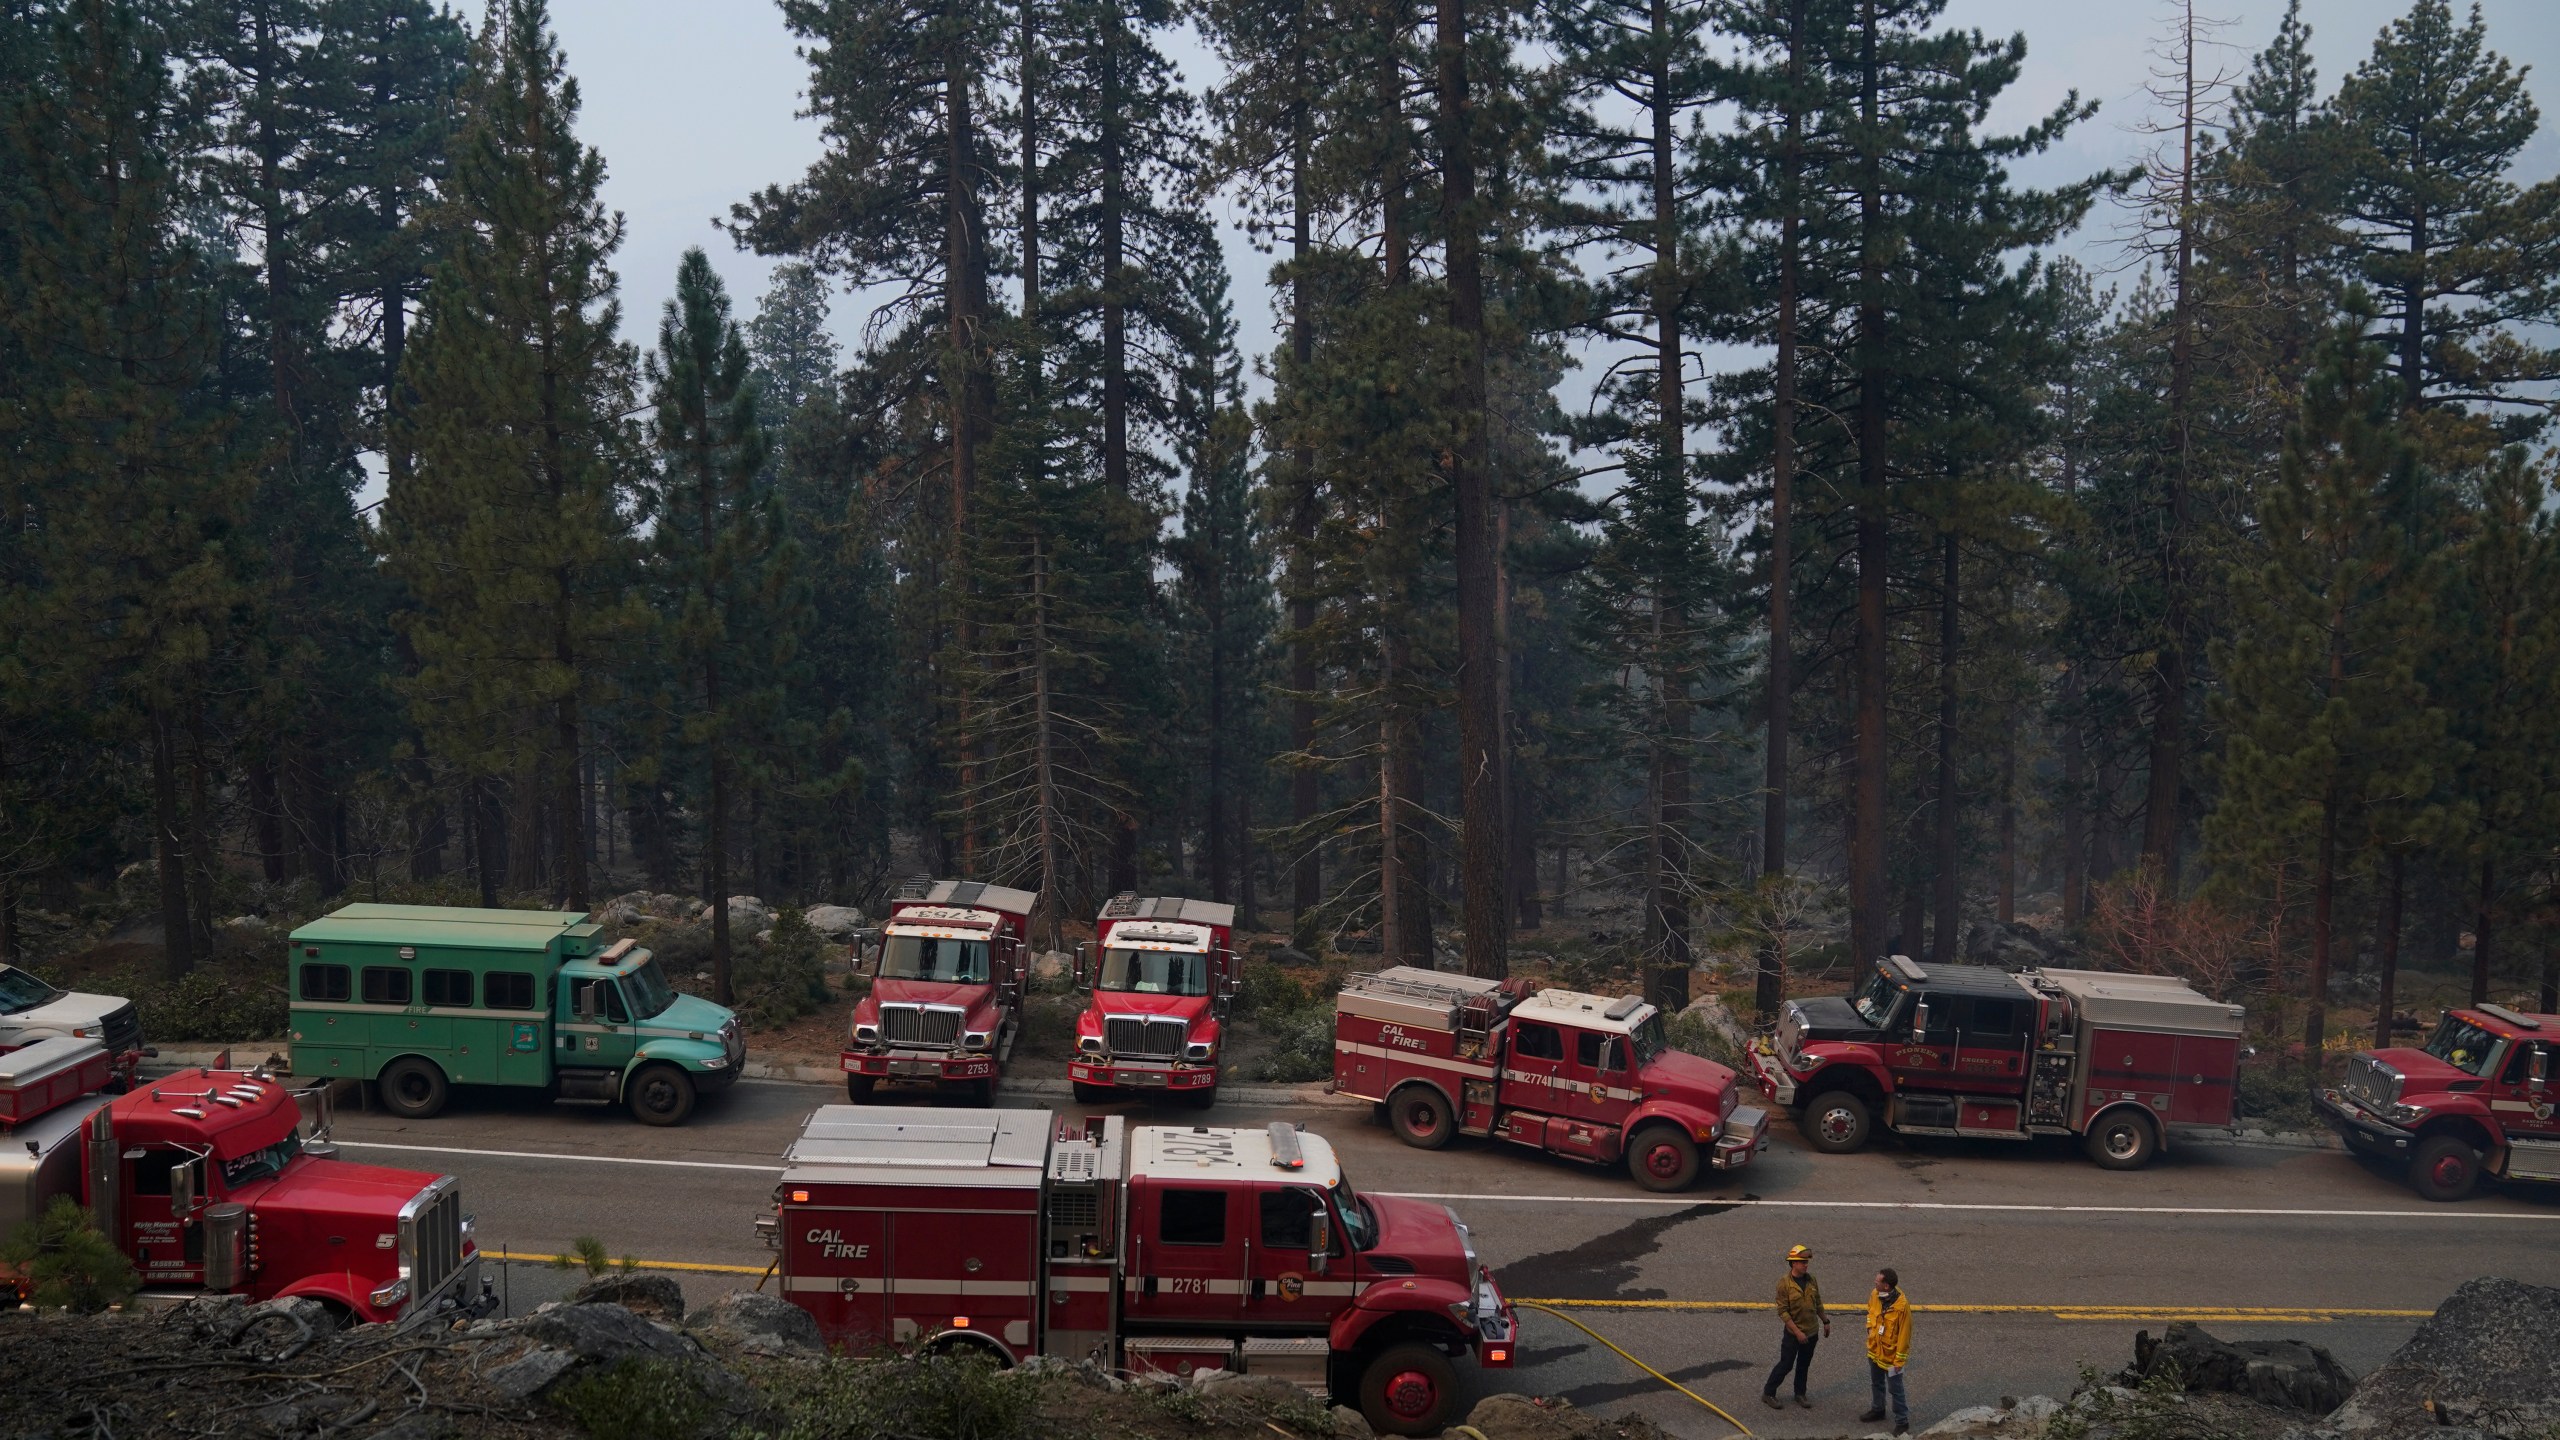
1072, 1080, 1112, 1105
1182, 1084, 1219, 1111
1388, 1085, 1457, 1150
378, 1057, 449, 1120
2408, 1133, 2480, 1202
1628, 1125, 1701, 1192
846, 1074, 877, 1102
1802, 1090, 1871, 1154
2083, 1109, 2158, 1170
1358, 1342, 1459, 1437
629, 1064, 697, 1126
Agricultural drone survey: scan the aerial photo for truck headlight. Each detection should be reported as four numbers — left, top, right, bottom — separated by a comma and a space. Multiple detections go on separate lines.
1078, 1035, 1106, 1056
700, 1056, 730, 1070
369, 1277, 410, 1309
1184, 1042, 1214, 1063
2386, 1102, 2430, 1124
964, 1031, 992, 1052
854, 1024, 880, 1047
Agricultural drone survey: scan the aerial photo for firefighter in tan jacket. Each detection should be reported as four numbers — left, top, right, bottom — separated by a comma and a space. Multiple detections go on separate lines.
1859, 1267, 1913, 1435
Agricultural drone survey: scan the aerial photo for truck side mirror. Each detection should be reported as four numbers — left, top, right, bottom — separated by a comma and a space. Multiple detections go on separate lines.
171, 1154, 201, 1219
2533, 1048, 2549, 1088
1308, 1205, 1331, 1275
1604, 1038, 1627, 1073
570, 982, 594, 1021
1073, 942, 1091, 990
1911, 1001, 1930, 1043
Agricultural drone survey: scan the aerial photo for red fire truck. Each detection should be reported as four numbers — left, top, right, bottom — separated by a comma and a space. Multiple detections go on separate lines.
1, 1038, 489, 1322
2317, 1001, 2560, 1201
842, 878, 1036, 1105
1747, 956, 2246, 1169
1068, 894, 1239, 1106
1329, 967, 1767, 1192
763, 1106, 1517, 1436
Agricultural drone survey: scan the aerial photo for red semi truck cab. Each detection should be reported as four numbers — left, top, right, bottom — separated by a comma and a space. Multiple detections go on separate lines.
842, 878, 1036, 1105
2317, 1001, 2560, 1201
1749, 956, 2245, 1169
764, 1105, 1514, 1436
1331, 967, 1766, 1191
1069, 894, 1238, 1107
0, 1038, 489, 1322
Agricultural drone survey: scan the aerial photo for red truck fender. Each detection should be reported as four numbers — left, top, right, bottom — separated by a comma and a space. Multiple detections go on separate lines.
1330, 1275, 1478, 1357
276, 1271, 385, 1325
1624, 1096, 1723, 1145
1792, 1044, 1893, 1099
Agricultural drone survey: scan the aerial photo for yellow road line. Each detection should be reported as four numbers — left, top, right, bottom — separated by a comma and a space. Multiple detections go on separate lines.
485, 1250, 770, 1276
1519, 1298, 2434, 1321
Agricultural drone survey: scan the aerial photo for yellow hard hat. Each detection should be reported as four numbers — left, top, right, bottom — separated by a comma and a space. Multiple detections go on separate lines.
1787, 1245, 1813, 1262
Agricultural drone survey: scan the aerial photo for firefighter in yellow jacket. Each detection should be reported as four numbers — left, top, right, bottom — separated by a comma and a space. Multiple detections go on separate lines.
1859, 1267, 1913, 1435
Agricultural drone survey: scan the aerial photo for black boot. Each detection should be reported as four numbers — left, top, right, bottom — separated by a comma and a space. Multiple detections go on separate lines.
1859, 1410, 1886, 1424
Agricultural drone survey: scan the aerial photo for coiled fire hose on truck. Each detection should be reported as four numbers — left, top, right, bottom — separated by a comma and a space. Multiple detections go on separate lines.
1516, 1301, 1757, 1439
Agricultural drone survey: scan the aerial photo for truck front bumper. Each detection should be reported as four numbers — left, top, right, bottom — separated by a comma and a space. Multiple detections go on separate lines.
2315, 1088, 2415, 1158
1473, 1265, 1518, 1367
1069, 1059, 1217, 1091
1714, 1106, 1771, 1169
841, 1050, 998, 1083
1746, 1039, 1800, 1106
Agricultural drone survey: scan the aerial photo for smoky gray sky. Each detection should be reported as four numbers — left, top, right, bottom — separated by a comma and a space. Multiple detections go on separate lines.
548, 0, 2560, 424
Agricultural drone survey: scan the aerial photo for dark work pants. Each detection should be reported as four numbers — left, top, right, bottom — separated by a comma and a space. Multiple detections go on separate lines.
1869, 1360, 1910, 1426
1764, 1330, 1817, 1397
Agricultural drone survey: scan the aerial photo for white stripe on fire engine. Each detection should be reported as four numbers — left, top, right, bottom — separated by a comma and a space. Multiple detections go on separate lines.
1123, 1278, 1361, 1297
1333, 1040, 1496, 1078
2487, 1101, 2554, 1116
1496, 1068, 1642, 1104
780, 1276, 1037, 1297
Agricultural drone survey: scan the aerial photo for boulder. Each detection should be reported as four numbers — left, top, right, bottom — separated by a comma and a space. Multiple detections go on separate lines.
1922, 1396, 2062, 1438
683, 1291, 824, 1358
568, 1271, 686, 1323
2125, 1322, 2357, 1413
1465, 1392, 1598, 1440
1965, 920, 2060, 971
1033, 950, 1070, 982
2326, 1277, 2560, 1439
479, 1301, 752, 1420
1191, 1369, 1321, 1410
1269, 947, 1318, 968
726, 895, 775, 931
802, 905, 867, 940
1330, 1403, 1374, 1439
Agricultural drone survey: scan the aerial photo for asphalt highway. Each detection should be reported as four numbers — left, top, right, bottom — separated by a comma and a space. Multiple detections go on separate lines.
318, 1078, 2560, 1437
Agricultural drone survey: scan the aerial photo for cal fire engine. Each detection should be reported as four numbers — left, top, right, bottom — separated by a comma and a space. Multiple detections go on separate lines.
1330, 967, 1767, 1192
764, 1106, 1517, 1436
842, 879, 1036, 1105
1, 1038, 489, 1321
2318, 1001, 2560, 1201
1069, 894, 1239, 1106
1749, 956, 2246, 1169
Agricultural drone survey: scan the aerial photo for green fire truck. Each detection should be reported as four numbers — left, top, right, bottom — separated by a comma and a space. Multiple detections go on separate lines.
285, 904, 744, 1126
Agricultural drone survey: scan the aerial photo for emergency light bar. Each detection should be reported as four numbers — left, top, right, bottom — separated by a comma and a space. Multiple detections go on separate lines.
1267, 1122, 1305, 1170
599, 938, 637, 963
1888, 954, 1929, 982
2478, 1003, 2542, 1030
1604, 996, 1645, 1022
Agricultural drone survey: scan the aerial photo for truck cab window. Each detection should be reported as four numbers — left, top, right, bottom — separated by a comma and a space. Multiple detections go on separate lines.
1513, 1023, 1564, 1062
880, 935, 991, 984
0, 965, 65, 1013
2503, 1042, 2547, 1085
1575, 1031, 1623, 1071
1852, 971, 1903, 1027
485, 971, 536, 1009
299, 964, 350, 1002
621, 958, 676, 1019
361, 967, 412, 1006
576, 979, 630, 1024
131, 1147, 183, 1197
1099, 948, 1207, 996
1967, 997, 2023, 1039
423, 970, 473, 1007
1260, 1186, 1327, 1250
2423, 1016, 2498, 1077
1920, 994, 1963, 1045
1159, 1188, 1227, 1245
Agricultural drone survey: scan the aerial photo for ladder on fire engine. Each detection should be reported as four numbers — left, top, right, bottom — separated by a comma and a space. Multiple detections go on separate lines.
1351, 968, 1505, 1057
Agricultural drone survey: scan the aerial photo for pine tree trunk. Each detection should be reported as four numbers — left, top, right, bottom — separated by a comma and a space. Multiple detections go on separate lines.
2471, 856, 2495, 1005
1208, 603, 1229, 903
251, 763, 288, 883
1033, 534, 1063, 950
2058, 371, 2084, 927
151, 704, 194, 978
704, 453, 733, 1003
187, 707, 217, 955
1850, 1, 1889, 969
2144, 0, 2200, 888
1758, 0, 1805, 1020
1997, 718, 2017, 926
2375, 850, 2405, 1049
1288, 120, 1319, 916
1020, 0, 1041, 330
1378, 717, 1401, 966
2307, 781, 2337, 1078
946, 47, 991, 876
1931, 532, 1961, 965
1645, 0, 1688, 1011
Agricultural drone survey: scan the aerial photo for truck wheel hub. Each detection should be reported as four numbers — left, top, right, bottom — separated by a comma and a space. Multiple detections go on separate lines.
1643, 1143, 1682, 1177
1817, 1108, 1856, 1143
2430, 1152, 2467, 1185
1384, 1369, 1438, 1419
2104, 1127, 2139, 1158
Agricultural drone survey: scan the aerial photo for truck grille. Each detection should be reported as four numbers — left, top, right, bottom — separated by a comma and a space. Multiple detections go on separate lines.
403, 1182, 463, 1306
881, 1004, 963, 1049
1105, 1015, 1187, 1060
2341, 1055, 2399, 1111
100, 1002, 142, 1056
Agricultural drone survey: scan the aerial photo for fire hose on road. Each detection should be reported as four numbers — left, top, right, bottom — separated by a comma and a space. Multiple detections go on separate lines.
1515, 1301, 1757, 1438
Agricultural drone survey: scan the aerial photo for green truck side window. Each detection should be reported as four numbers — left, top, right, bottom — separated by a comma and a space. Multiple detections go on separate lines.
361, 967, 411, 1006
423, 969, 473, 1007
486, 972, 536, 1009
299, 964, 350, 1002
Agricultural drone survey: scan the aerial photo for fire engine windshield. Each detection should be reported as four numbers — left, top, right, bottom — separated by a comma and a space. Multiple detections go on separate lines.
221, 1133, 302, 1187
1853, 969, 1903, 1028
881, 935, 991, 984
622, 958, 679, 1019
1329, 1175, 1377, 1250
0, 965, 64, 1014
2424, 1015, 2500, 1076
1098, 947, 1209, 996
1630, 1013, 1668, 1066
